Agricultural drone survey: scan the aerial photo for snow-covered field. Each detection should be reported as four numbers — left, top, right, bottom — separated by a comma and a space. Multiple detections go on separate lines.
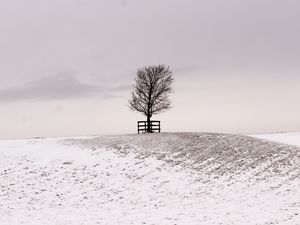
0, 133, 299, 225
251, 132, 300, 147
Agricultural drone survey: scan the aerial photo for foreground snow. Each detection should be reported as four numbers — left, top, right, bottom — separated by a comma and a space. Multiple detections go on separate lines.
0, 133, 299, 225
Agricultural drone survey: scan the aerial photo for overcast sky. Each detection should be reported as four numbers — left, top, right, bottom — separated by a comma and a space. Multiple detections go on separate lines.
0, 0, 300, 139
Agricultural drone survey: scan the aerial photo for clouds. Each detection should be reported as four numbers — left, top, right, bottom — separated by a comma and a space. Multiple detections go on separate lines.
0, 0, 299, 138
0, 73, 130, 102
0, 0, 298, 81
0, 0, 299, 87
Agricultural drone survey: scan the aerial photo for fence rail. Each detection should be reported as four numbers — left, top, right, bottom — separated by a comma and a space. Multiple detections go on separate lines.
137, 120, 161, 133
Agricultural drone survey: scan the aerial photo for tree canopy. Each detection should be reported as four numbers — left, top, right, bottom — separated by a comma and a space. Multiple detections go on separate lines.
129, 65, 174, 126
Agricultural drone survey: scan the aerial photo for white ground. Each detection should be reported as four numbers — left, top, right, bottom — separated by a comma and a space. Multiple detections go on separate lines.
251, 132, 300, 147
0, 133, 299, 225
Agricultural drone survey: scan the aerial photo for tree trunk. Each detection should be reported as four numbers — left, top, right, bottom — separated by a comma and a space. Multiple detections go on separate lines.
147, 116, 151, 133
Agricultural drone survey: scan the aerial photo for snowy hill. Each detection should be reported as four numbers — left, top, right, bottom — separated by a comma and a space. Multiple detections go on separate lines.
0, 133, 299, 225
251, 132, 300, 147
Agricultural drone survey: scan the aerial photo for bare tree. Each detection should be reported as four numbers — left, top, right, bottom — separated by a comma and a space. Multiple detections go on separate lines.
129, 65, 174, 132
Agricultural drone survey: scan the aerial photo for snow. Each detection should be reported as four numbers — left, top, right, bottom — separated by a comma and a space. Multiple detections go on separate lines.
0, 133, 299, 224
251, 132, 300, 147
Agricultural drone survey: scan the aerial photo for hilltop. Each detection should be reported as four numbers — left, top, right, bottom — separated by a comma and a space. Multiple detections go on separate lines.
0, 133, 299, 224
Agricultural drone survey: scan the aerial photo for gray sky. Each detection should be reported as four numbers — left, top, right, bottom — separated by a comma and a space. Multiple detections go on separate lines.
0, 0, 300, 139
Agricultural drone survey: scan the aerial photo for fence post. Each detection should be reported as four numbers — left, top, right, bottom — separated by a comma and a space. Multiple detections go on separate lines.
137, 120, 161, 133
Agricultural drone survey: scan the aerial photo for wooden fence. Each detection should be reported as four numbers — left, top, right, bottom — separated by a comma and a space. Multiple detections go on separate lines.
137, 121, 161, 133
